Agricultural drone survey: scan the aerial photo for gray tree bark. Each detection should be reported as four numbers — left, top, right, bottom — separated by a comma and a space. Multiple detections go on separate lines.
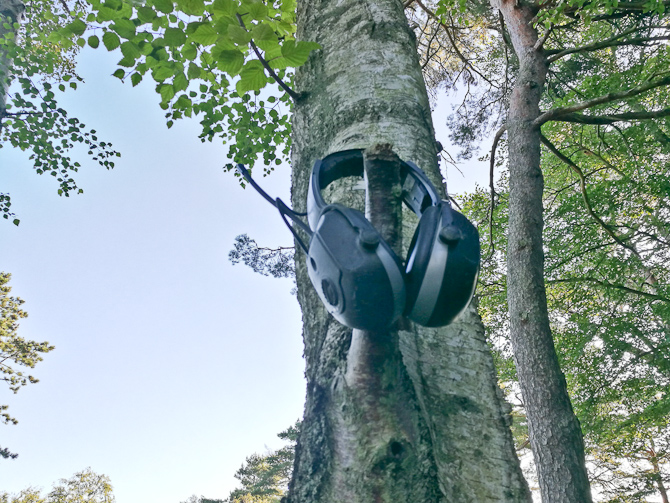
0, 0, 23, 119
286, 1, 531, 501
488, 0, 593, 501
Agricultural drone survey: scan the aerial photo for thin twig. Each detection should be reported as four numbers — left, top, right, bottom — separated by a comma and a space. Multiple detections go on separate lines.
486, 124, 507, 260
547, 277, 669, 303
236, 14, 300, 101
413, 0, 496, 87
3, 111, 43, 116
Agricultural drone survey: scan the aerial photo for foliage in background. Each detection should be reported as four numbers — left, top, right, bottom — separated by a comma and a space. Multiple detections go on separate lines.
179, 496, 224, 503
223, 421, 299, 503
460, 151, 670, 501
229, 234, 294, 278
0, 0, 120, 225
0, 272, 54, 459
0, 468, 115, 503
412, 0, 670, 499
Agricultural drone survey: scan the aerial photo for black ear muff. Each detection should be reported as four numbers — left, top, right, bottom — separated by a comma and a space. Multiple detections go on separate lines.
405, 204, 480, 327
238, 150, 480, 331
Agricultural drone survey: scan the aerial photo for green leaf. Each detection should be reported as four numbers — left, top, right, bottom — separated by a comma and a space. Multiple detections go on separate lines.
177, 0, 205, 15
118, 57, 136, 67
280, 40, 319, 66
153, 0, 174, 14
251, 23, 276, 41
236, 59, 267, 94
137, 6, 157, 22
46, 31, 65, 43
215, 49, 244, 74
112, 68, 125, 80
152, 64, 175, 81
173, 72, 189, 92
190, 24, 218, 45
245, 1, 268, 19
66, 19, 88, 37
211, 0, 237, 16
227, 24, 251, 45
120, 41, 141, 59
182, 43, 198, 60
164, 27, 187, 46
159, 83, 175, 103
102, 31, 121, 51
187, 62, 201, 79
252, 23, 278, 52
13, 219, 20, 226
88, 35, 100, 48
131, 72, 143, 86
263, 43, 282, 62
76, 37, 86, 48
112, 19, 137, 39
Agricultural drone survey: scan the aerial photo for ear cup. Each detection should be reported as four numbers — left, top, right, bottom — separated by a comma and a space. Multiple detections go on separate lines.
404, 205, 441, 320
405, 205, 480, 327
306, 204, 406, 331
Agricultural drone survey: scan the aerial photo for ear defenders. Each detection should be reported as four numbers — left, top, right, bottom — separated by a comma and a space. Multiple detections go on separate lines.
236, 148, 480, 331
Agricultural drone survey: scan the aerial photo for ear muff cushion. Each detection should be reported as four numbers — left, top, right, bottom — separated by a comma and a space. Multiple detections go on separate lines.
424, 211, 480, 326
404, 205, 441, 316
405, 207, 480, 327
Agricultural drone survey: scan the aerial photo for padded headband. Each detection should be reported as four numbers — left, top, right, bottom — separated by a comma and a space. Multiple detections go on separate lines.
307, 149, 442, 230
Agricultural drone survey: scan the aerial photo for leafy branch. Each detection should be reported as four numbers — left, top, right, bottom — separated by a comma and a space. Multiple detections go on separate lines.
547, 277, 670, 303
546, 25, 669, 62
535, 75, 670, 126
540, 133, 657, 280
236, 13, 299, 101
547, 107, 670, 125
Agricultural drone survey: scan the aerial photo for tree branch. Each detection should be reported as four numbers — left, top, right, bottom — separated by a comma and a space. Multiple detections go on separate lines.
534, 24, 553, 51
413, 0, 496, 87
236, 14, 300, 101
534, 75, 670, 125
545, 107, 670, 125
540, 133, 644, 262
547, 277, 669, 303
546, 26, 648, 61
486, 124, 507, 260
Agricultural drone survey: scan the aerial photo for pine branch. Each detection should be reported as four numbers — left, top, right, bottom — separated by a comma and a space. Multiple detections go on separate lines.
548, 35, 670, 63
534, 75, 670, 125
546, 26, 648, 61
413, 0, 496, 87
545, 107, 670, 124
236, 14, 300, 102
547, 277, 669, 303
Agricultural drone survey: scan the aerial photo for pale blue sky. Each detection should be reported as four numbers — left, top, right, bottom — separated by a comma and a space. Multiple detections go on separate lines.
0, 44, 489, 502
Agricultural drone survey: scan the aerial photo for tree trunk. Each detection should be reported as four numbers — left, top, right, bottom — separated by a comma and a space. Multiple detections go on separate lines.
489, 0, 593, 501
286, 1, 531, 501
0, 0, 24, 122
